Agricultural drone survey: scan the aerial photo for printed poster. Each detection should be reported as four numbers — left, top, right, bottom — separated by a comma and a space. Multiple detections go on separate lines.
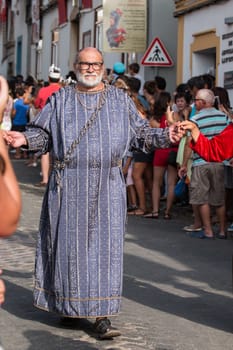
103, 0, 147, 53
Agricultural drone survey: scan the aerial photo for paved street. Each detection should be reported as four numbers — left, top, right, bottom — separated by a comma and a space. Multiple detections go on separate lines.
0, 159, 233, 350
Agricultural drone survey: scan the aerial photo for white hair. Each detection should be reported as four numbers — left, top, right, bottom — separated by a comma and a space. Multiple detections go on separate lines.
196, 89, 215, 106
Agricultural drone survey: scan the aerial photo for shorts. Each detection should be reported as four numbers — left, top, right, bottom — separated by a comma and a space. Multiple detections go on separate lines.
153, 147, 178, 167
189, 163, 225, 206
133, 150, 154, 163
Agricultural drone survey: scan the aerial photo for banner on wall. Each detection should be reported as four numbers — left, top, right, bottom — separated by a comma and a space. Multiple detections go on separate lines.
103, 0, 147, 53
0, 0, 6, 23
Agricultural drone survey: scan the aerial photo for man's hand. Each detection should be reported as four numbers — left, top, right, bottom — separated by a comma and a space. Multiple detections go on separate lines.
169, 122, 185, 143
178, 165, 187, 179
180, 120, 200, 142
180, 120, 197, 131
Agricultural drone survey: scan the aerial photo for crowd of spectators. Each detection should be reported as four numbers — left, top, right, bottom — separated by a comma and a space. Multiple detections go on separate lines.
108, 64, 233, 238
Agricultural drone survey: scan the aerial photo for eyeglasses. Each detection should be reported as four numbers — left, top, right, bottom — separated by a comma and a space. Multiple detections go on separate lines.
78, 62, 103, 71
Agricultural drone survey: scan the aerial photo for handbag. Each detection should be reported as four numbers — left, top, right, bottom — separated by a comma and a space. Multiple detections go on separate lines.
174, 176, 188, 200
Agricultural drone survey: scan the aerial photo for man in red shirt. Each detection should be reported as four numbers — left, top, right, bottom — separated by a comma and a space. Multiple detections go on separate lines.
34, 65, 62, 186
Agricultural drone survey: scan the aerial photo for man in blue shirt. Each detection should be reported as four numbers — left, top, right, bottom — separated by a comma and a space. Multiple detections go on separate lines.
12, 87, 29, 158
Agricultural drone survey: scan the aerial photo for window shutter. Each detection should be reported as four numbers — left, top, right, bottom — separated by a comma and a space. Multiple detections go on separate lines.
58, 0, 67, 25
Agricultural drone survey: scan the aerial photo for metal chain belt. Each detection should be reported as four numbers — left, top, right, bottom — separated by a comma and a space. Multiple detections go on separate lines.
53, 85, 109, 186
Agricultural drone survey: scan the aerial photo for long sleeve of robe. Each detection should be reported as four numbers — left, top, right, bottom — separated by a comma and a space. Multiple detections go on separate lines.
190, 123, 233, 162
22, 84, 173, 318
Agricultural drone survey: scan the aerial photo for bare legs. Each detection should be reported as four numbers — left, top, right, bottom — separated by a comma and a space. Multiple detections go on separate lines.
151, 165, 177, 217
129, 162, 153, 215
195, 203, 225, 237
151, 166, 165, 214
165, 165, 178, 216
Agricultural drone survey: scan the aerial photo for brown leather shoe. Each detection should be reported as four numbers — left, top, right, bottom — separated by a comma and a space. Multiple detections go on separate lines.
94, 317, 121, 339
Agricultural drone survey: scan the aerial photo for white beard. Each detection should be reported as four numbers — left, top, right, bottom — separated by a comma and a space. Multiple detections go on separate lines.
76, 71, 103, 88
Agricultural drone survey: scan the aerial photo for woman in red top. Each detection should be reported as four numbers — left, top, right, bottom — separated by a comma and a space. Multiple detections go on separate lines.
144, 92, 180, 219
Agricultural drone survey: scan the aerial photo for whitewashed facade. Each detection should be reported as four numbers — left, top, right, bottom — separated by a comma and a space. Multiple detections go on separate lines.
174, 0, 233, 104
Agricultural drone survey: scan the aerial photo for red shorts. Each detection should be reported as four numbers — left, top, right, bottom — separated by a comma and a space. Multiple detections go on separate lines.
153, 147, 178, 167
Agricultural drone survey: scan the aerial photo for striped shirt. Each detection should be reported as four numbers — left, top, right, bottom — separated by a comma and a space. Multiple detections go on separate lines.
192, 107, 229, 167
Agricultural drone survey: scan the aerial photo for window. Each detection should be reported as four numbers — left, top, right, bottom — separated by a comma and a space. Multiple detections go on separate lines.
80, 0, 93, 10
51, 31, 59, 66
16, 37, 23, 75
58, 0, 67, 25
82, 30, 91, 48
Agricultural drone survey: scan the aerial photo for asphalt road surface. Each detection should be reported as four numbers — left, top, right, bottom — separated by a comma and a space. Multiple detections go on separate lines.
0, 159, 232, 350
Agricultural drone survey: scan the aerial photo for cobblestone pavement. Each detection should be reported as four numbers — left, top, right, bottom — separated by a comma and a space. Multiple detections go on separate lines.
0, 159, 233, 350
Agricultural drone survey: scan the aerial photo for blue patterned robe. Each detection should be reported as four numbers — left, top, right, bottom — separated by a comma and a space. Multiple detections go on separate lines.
24, 84, 171, 318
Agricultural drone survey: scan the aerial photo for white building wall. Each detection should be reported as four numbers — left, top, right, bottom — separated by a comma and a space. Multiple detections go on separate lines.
40, 5, 73, 81
40, 8, 58, 81
8, 6, 28, 78
145, 0, 178, 93
0, 37, 6, 76
182, 0, 233, 103
57, 24, 72, 79
0, 26, 6, 76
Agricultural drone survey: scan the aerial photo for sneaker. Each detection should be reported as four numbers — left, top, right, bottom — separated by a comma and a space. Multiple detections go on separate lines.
94, 317, 121, 339
227, 223, 233, 232
183, 224, 202, 232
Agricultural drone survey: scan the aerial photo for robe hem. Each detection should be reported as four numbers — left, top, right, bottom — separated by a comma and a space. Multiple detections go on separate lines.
33, 303, 120, 319
34, 286, 121, 302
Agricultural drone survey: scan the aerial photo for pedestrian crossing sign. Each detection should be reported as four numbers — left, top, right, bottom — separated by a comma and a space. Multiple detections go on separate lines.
141, 37, 173, 67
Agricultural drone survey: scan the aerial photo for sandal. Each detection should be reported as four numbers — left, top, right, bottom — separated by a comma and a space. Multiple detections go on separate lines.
128, 208, 145, 216
143, 211, 159, 219
183, 224, 202, 232
14, 154, 22, 159
164, 211, 171, 220
216, 233, 227, 240
127, 205, 138, 212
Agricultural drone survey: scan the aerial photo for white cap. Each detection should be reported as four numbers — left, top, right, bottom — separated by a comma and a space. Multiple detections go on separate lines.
49, 64, 61, 79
